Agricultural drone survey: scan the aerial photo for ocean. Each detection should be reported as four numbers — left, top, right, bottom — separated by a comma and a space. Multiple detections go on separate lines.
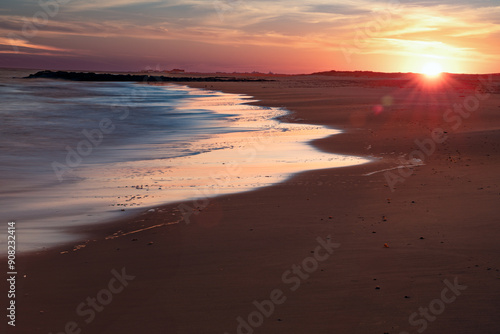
0, 69, 370, 251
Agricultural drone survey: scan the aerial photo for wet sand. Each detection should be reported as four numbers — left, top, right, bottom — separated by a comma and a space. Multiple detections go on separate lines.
0, 76, 368, 252
2, 72, 500, 334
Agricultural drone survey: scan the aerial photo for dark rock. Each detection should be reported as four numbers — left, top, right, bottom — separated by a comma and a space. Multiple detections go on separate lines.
25, 70, 273, 83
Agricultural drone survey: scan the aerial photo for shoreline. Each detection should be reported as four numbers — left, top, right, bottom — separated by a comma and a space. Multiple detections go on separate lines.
1, 74, 370, 253
2, 72, 499, 333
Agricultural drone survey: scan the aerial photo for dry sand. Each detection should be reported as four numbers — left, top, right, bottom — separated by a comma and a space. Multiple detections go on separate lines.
1, 73, 499, 334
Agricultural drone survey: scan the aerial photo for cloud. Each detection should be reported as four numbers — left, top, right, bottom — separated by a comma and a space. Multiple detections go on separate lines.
0, 36, 72, 53
0, 0, 499, 72
401, 0, 495, 8
371, 38, 479, 59
307, 4, 372, 15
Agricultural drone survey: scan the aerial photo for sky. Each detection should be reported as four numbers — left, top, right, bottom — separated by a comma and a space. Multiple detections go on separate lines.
1, 0, 499, 74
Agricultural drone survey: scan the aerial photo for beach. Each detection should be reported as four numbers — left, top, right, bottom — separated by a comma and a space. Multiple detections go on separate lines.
2, 72, 499, 333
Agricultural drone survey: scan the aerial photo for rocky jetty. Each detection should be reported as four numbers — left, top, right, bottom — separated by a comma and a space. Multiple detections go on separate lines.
25, 70, 272, 82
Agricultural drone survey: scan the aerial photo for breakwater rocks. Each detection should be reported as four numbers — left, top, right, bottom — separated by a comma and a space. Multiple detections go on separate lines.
25, 70, 272, 82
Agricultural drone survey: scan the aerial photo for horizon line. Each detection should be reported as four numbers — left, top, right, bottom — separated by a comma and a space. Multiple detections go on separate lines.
2, 66, 499, 77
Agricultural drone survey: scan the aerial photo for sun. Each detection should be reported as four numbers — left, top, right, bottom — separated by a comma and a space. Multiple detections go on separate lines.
421, 62, 443, 77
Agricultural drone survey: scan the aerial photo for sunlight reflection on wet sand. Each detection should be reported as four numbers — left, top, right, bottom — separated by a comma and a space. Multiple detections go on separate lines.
7, 85, 371, 252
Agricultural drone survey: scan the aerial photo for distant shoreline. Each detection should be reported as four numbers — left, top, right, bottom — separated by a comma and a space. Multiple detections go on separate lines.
19, 68, 500, 79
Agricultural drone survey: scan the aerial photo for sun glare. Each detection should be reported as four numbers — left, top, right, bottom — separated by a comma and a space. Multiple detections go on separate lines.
421, 62, 443, 78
